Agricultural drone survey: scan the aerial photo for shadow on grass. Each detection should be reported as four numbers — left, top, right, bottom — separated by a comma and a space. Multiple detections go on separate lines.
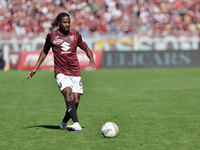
24, 125, 86, 130
24, 125, 60, 130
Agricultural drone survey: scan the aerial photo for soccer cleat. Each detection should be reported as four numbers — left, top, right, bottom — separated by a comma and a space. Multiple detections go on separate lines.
60, 122, 67, 130
66, 122, 82, 131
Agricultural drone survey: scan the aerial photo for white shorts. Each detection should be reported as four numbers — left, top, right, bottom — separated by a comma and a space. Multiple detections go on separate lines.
56, 73, 83, 94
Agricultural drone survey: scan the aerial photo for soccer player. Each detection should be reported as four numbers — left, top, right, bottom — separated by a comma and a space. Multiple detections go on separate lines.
26, 12, 96, 131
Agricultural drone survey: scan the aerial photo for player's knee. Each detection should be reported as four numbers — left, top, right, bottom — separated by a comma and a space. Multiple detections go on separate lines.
74, 97, 79, 104
62, 88, 73, 102
73, 93, 80, 104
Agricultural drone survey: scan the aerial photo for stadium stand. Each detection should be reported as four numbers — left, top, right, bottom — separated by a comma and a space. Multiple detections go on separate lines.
0, 0, 199, 37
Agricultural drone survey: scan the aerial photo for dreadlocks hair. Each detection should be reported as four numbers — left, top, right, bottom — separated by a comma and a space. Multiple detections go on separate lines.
51, 12, 70, 30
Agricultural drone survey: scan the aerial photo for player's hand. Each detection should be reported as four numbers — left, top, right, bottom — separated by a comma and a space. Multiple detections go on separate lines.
26, 69, 36, 79
89, 61, 96, 70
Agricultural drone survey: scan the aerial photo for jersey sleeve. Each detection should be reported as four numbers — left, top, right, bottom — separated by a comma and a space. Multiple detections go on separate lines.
77, 32, 88, 50
43, 33, 52, 54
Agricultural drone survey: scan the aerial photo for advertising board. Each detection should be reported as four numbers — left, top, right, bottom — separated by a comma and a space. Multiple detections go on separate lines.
103, 51, 200, 68
10, 50, 102, 70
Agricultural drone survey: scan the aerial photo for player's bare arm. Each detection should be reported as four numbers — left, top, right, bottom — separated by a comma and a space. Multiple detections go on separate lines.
26, 50, 47, 79
84, 47, 96, 70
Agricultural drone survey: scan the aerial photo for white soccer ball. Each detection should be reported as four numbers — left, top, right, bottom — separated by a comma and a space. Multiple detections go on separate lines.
101, 122, 119, 137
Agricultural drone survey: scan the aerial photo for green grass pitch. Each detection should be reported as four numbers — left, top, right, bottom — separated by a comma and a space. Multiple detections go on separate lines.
0, 68, 200, 150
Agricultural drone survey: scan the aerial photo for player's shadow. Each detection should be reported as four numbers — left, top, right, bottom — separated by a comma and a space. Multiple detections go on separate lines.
24, 125, 60, 130
24, 125, 85, 130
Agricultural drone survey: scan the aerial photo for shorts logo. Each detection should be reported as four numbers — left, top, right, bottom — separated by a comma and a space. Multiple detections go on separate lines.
58, 82, 62, 88
79, 80, 83, 89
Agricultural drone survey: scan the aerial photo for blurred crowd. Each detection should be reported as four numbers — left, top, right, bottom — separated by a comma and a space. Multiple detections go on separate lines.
137, 0, 200, 35
0, 0, 200, 37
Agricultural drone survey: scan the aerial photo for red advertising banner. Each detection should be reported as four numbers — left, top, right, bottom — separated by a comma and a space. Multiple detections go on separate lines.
16, 50, 102, 70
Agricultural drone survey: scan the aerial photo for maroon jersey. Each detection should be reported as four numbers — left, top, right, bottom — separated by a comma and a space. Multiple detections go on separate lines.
43, 29, 88, 77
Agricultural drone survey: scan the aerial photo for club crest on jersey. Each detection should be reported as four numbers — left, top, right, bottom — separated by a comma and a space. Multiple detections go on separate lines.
53, 36, 63, 44
69, 36, 74, 40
